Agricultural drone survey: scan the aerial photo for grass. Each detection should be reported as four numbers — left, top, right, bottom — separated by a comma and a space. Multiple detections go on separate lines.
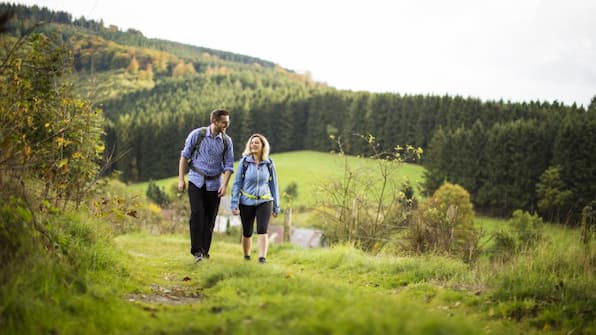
129, 150, 426, 228
2, 191, 594, 334
128, 150, 426, 210
11, 150, 583, 334
108, 232, 525, 335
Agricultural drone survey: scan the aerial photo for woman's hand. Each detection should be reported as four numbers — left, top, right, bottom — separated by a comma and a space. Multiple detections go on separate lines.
232, 208, 240, 215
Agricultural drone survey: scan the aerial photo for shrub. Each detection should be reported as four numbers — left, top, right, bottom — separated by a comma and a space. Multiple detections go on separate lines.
489, 230, 517, 263
488, 209, 544, 263
318, 136, 421, 253
88, 178, 163, 234
509, 209, 543, 252
146, 180, 170, 207
406, 182, 480, 263
283, 181, 298, 205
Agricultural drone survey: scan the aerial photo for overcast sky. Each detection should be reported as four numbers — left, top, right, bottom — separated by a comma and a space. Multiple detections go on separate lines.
11, 0, 596, 107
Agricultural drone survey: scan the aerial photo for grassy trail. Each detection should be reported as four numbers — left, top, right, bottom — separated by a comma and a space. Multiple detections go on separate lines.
111, 233, 533, 335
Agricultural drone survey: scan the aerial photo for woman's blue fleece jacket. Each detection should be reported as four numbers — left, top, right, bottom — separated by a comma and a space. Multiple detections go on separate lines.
230, 155, 280, 214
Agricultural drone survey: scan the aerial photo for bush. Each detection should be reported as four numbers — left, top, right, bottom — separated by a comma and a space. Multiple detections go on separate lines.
318, 139, 421, 253
488, 210, 544, 262
406, 182, 480, 263
146, 180, 170, 207
489, 230, 517, 263
88, 178, 164, 234
509, 209, 543, 252
283, 181, 298, 205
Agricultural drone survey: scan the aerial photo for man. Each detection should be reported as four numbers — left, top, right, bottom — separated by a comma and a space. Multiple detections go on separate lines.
178, 109, 234, 263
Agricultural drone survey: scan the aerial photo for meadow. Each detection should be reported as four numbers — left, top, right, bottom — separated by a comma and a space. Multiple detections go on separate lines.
4, 151, 592, 334
130, 150, 426, 226
5, 220, 592, 334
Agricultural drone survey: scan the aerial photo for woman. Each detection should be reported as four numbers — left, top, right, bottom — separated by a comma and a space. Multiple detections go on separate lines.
231, 133, 280, 263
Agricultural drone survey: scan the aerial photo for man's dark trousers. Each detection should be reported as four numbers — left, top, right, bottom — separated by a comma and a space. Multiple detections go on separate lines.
188, 182, 220, 256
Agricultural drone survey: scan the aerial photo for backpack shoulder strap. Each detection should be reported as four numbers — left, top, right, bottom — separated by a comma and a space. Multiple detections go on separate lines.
241, 157, 249, 180
222, 133, 230, 162
189, 127, 207, 163
240, 158, 273, 181
267, 160, 273, 182
193, 127, 207, 154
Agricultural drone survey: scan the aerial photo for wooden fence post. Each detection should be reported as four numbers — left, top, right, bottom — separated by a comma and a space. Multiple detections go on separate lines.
284, 208, 293, 242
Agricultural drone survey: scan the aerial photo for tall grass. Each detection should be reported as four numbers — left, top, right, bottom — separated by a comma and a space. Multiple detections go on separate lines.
118, 151, 596, 334
0, 208, 145, 334
111, 233, 518, 335
485, 225, 596, 331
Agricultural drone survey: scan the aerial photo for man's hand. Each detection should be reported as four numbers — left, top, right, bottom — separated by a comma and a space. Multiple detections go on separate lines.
272, 212, 278, 218
232, 208, 240, 215
178, 157, 188, 193
217, 184, 227, 197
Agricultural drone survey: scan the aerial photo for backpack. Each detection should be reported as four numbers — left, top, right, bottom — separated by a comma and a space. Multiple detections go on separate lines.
189, 126, 231, 165
241, 156, 273, 182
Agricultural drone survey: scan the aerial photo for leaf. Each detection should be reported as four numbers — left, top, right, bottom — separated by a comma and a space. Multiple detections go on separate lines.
56, 137, 65, 147
24, 144, 32, 158
95, 144, 105, 154
57, 158, 69, 168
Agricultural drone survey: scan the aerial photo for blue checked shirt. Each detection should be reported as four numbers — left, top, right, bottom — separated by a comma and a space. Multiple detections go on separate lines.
181, 126, 234, 191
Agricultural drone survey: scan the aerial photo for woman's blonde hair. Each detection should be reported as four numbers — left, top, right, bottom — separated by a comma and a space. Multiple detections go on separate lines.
242, 133, 270, 161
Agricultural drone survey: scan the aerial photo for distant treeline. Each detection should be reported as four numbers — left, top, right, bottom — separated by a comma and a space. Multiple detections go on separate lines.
3, 3, 594, 222
102, 73, 596, 221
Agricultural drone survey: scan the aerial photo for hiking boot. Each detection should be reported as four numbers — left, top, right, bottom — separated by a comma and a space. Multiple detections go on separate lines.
194, 252, 203, 263
258, 257, 266, 264
244, 255, 251, 261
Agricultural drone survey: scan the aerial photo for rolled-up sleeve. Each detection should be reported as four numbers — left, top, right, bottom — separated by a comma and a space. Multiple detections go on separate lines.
223, 137, 234, 173
181, 129, 198, 159
230, 157, 244, 210
269, 161, 281, 214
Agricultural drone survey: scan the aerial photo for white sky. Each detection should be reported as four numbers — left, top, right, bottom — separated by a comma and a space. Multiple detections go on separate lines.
11, 0, 596, 107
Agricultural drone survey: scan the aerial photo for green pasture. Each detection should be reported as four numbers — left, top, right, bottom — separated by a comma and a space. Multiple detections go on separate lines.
126, 151, 524, 230
129, 150, 426, 210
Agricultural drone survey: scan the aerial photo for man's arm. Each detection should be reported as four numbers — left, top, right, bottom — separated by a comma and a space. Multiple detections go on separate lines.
219, 135, 234, 197
178, 156, 188, 192
218, 170, 232, 197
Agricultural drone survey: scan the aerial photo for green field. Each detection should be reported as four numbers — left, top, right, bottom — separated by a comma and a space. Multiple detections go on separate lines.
130, 150, 426, 210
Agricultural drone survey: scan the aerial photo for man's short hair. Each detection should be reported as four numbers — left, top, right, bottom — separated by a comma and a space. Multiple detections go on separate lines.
211, 109, 229, 121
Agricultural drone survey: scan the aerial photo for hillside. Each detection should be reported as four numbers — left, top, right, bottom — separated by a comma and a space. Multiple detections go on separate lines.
2, 3, 595, 220
129, 150, 427, 210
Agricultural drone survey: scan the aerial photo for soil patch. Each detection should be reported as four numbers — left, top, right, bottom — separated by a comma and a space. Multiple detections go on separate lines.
126, 284, 204, 305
